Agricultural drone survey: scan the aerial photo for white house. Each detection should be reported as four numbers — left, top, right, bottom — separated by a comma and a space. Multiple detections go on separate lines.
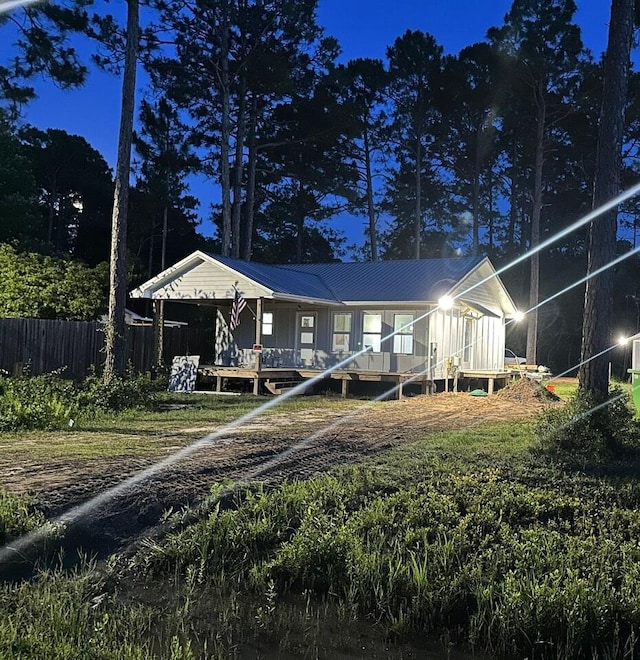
130, 252, 520, 395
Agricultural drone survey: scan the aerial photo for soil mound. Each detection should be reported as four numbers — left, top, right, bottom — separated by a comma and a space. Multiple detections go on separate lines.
496, 376, 561, 403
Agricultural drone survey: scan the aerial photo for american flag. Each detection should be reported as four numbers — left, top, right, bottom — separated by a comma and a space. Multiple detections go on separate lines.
229, 289, 246, 330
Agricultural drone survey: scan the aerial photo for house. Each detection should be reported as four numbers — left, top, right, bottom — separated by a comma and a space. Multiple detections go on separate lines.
130, 251, 520, 396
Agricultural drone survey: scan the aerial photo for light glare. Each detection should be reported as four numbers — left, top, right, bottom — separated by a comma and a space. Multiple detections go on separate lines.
0, 0, 42, 13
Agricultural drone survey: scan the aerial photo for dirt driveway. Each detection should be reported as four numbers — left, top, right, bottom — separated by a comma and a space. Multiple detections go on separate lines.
0, 380, 557, 560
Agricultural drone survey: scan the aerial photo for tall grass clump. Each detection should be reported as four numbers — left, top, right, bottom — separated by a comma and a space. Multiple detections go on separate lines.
535, 387, 640, 463
0, 566, 157, 659
0, 489, 45, 545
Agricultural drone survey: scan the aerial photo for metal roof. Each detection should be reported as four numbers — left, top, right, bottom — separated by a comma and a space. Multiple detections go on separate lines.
210, 254, 485, 303
210, 254, 340, 302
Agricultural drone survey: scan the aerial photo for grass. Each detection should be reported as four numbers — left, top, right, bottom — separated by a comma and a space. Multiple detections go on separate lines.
3, 390, 640, 658
0, 489, 45, 544
0, 393, 363, 461
548, 378, 578, 400
0, 565, 157, 660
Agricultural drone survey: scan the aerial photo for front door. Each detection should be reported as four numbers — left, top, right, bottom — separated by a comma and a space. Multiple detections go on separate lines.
297, 313, 317, 367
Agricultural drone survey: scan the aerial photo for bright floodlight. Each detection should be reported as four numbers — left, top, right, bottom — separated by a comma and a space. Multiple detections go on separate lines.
618, 335, 629, 346
438, 295, 454, 310
513, 310, 525, 322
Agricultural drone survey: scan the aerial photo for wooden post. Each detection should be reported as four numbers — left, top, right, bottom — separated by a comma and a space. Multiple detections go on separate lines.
341, 378, 349, 398
253, 298, 263, 395
398, 377, 404, 400
216, 374, 222, 392
152, 299, 164, 373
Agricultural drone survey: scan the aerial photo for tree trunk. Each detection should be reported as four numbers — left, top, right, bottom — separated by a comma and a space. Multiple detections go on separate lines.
363, 124, 378, 261
525, 90, 545, 366
472, 123, 482, 257
579, 0, 634, 399
243, 94, 258, 261
47, 183, 56, 245
414, 134, 421, 259
507, 137, 518, 252
295, 179, 304, 264
103, 0, 138, 385
154, 204, 168, 369
220, 20, 232, 257
231, 73, 247, 259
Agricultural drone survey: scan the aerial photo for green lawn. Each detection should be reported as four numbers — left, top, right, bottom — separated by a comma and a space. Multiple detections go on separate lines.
3, 390, 640, 659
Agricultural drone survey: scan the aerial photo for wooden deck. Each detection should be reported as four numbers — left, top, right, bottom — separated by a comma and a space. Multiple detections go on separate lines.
198, 365, 513, 398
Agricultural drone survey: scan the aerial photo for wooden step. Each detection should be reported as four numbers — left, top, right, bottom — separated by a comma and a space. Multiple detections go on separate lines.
264, 379, 306, 395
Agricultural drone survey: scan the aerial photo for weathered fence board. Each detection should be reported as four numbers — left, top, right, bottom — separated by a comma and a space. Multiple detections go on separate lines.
0, 318, 213, 379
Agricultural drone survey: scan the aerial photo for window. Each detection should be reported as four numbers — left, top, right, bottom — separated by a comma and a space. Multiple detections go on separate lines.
332, 313, 352, 352
393, 314, 414, 354
262, 312, 273, 336
363, 313, 382, 351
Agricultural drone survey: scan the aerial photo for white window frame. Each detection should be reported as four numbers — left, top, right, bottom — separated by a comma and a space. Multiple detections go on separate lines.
393, 313, 414, 354
362, 312, 383, 352
332, 312, 352, 353
262, 311, 274, 336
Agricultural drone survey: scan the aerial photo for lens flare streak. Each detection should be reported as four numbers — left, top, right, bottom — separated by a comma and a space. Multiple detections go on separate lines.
0, 0, 42, 13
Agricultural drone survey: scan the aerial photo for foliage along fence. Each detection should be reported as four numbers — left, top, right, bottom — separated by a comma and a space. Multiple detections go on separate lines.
0, 318, 213, 379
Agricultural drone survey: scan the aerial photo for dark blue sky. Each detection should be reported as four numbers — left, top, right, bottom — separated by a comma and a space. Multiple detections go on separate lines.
4, 0, 616, 247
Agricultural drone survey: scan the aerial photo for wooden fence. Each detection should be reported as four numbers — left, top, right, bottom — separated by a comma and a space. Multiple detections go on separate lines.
0, 318, 213, 379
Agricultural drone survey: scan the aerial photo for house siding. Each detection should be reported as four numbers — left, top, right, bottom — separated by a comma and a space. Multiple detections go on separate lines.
213, 299, 505, 377
153, 258, 270, 301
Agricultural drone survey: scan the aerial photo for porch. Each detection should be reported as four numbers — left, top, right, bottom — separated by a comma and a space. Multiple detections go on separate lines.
198, 364, 434, 398
197, 361, 513, 398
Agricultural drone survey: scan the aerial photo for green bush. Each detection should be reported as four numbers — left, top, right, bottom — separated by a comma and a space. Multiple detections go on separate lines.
0, 370, 158, 431
0, 373, 76, 431
76, 370, 157, 414
535, 387, 640, 463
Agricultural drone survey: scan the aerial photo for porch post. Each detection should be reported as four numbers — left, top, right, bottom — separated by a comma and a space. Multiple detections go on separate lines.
253, 297, 263, 395
152, 299, 164, 374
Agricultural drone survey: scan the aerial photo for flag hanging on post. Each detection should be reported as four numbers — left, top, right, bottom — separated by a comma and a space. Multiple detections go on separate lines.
229, 288, 246, 330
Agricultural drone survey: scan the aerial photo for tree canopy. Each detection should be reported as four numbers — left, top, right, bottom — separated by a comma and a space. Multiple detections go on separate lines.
1, 0, 639, 376
0, 243, 107, 321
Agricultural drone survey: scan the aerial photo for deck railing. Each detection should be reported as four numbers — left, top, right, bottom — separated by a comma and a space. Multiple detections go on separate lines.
214, 347, 356, 370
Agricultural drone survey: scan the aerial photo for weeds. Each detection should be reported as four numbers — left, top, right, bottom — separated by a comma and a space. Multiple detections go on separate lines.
130, 444, 640, 658
7, 398, 640, 657
0, 369, 160, 431
0, 489, 44, 544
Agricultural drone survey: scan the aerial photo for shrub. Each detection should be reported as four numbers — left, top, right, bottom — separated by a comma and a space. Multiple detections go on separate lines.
535, 387, 640, 463
0, 373, 76, 431
77, 370, 157, 414
0, 370, 158, 431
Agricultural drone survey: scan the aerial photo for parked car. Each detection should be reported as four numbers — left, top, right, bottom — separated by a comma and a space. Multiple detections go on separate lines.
505, 349, 526, 366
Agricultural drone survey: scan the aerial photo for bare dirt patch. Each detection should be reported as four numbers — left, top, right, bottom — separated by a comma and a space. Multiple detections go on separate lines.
0, 383, 558, 561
